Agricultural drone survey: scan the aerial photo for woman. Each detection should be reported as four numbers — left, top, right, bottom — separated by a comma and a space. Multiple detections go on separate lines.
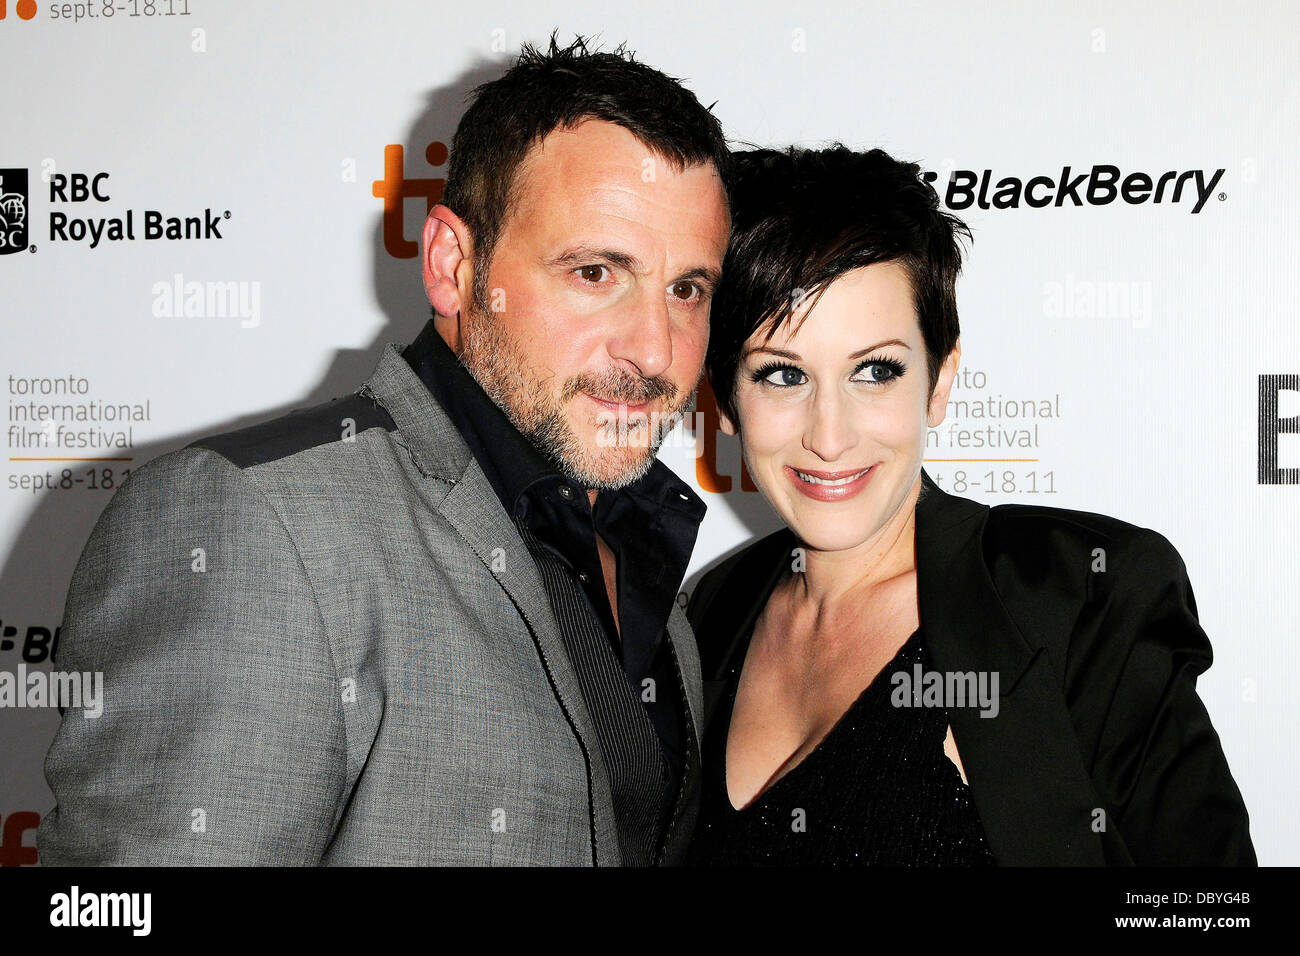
686, 145, 1255, 866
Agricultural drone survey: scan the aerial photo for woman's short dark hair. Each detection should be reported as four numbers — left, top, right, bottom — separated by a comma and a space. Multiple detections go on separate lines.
441, 32, 731, 314
706, 144, 970, 425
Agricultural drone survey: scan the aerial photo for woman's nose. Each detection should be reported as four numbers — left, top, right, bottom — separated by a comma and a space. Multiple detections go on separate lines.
802, 389, 859, 462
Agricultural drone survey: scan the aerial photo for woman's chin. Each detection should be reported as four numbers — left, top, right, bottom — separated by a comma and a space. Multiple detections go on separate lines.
782, 515, 880, 555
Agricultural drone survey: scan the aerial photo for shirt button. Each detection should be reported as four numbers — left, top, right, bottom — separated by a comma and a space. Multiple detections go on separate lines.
576, 570, 590, 584
557, 485, 574, 501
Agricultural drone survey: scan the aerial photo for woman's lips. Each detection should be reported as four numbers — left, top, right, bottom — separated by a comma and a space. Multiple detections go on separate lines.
785, 464, 876, 501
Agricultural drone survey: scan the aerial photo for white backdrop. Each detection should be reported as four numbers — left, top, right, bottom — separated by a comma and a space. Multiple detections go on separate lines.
2, 0, 1295, 865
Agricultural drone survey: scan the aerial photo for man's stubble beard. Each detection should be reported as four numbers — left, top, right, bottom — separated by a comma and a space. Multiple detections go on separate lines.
457, 306, 696, 491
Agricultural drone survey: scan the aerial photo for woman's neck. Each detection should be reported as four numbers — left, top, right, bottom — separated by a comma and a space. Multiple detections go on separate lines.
786, 474, 921, 614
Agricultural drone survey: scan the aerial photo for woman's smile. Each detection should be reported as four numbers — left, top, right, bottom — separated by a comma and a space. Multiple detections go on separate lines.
784, 464, 877, 501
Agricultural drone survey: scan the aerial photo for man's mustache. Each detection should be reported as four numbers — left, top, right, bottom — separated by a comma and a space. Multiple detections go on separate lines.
564, 369, 678, 405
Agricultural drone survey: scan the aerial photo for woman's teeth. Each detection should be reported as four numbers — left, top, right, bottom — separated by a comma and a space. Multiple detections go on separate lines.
794, 468, 870, 486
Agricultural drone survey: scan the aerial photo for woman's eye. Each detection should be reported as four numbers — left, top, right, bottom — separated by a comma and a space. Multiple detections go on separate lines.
854, 361, 900, 384
576, 264, 610, 283
764, 366, 806, 387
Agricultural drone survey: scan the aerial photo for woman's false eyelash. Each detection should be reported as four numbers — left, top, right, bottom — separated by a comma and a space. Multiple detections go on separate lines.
854, 357, 907, 382
747, 356, 908, 386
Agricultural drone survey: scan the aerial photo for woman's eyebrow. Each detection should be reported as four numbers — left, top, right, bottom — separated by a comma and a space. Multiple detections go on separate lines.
743, 339, 912, 361
848, 339, 911, 358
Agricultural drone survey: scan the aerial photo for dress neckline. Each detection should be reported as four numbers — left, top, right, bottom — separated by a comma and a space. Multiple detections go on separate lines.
720, 621, 924, 814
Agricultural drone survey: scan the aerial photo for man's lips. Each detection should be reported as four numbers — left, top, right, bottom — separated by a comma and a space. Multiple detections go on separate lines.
582, 391, 655, 413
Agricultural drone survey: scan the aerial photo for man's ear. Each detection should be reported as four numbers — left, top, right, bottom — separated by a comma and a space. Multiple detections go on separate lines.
422, 204, 474, 319
926, 340, 961, 428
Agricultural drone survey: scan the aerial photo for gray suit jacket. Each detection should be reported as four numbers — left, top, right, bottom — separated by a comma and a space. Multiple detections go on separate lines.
37, 340, 705, 865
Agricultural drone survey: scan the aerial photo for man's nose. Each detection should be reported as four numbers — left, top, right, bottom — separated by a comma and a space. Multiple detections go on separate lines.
606, 289, 672, 380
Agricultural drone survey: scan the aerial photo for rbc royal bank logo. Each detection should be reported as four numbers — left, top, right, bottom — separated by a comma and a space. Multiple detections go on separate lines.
0, 169, 29, 255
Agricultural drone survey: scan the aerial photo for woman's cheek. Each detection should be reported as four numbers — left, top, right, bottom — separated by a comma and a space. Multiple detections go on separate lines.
740, 392, 804, 457
856, 389, 929, 451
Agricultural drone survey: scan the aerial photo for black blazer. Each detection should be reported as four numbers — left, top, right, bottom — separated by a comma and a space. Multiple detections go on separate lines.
686, 469, 1256, 866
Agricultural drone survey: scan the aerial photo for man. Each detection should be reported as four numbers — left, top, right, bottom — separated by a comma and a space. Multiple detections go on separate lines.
37, 35, 730, 865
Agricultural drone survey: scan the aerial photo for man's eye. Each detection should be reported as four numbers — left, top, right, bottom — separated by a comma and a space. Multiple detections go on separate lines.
576, 265, 610, 283
670, 281, 700, 302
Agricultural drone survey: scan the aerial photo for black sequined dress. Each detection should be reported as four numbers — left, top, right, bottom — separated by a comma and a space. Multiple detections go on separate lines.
688, 626, 995, 866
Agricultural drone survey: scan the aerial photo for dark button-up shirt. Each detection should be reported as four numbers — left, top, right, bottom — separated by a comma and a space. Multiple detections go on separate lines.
402, 319, 706, 862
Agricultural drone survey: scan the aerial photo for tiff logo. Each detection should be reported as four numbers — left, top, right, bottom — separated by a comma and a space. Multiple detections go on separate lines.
0, 1, 38, 20
372, 141, 448, 258
0, 811, 39, 866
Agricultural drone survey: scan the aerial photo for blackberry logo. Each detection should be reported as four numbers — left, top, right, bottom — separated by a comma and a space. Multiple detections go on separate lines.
0, 168, 29, 254
923, 165, 1225, 214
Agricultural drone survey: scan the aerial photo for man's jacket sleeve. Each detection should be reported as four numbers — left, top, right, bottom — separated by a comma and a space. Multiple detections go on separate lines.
37, 447, 348, 865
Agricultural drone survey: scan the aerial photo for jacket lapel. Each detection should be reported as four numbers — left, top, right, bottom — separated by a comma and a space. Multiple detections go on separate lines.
656, 602, 704, 863
696, 533, 793, 726
438, 463, 623, 865
916, 469, 1107, 865
666, 604, 703, 748
362, 343, 621, 865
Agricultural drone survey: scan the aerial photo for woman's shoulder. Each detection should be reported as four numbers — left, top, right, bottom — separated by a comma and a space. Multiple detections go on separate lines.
980, 498, 1190, 584
922, 487, 1204, 676
975, 498, 1204, 679
920, 472, 1187, 582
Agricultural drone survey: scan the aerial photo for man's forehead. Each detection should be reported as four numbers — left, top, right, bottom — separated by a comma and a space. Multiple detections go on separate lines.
531, 118, 678, 173
517, 120, 723, 206
508, 121, 728, 254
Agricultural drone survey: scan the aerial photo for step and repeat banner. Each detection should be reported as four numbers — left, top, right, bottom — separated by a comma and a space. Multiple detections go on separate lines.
1, 1, 1296, 864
